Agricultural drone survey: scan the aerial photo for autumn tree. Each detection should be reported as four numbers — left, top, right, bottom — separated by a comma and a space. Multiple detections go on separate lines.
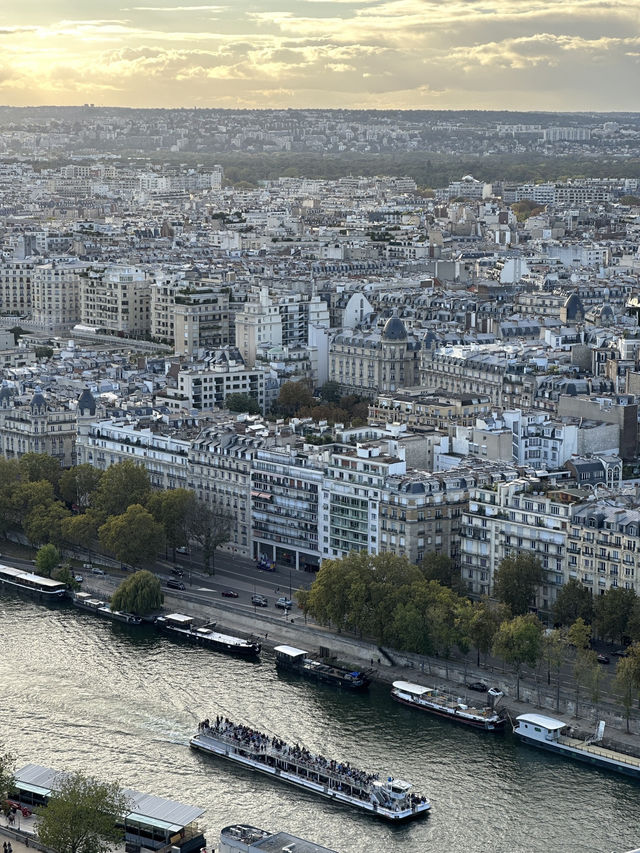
493, 553, 545, 616
36, 771, 130, 853
60, 512, 100, 554
110, 570, 163, 616
98, 504, 164, 566
274, 379, 314, 417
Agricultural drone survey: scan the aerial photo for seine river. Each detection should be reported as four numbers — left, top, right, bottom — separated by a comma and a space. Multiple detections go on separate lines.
1, 595, 639, 853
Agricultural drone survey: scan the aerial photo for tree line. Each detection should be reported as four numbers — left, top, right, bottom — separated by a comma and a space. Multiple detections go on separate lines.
298, 551, 640, 729
0, 453, 233, 574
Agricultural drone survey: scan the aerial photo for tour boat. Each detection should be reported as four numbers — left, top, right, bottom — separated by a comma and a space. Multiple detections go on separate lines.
274, 645, 372, 691
190, 718, 430, 821
155, 612, 261, 658
0, 564, 67, 599
391, 681, 505, 731
513, 714, 640, 778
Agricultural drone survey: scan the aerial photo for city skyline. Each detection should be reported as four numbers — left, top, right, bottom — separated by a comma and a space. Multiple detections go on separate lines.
1, 0, 638, 111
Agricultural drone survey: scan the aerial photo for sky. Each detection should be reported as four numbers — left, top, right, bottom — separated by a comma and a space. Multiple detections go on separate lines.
0, 0, 638, 111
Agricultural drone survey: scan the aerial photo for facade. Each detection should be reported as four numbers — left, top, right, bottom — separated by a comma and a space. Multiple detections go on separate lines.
369, 390, 492, 432
420, 345, 508, 407
174, 288, 230, 356
80, 264, 151, 336
0, 386, 77, 466
329, 317, 421, 397
0, 259, 33, 314
31, 260, 87, 332
234, 287, 283, 368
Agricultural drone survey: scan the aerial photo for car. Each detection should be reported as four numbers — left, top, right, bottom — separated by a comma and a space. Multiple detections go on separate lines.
74, 575, 84, 584
221, 589, 239, 598
256, 560, 276, 572
613, 647, 629, 657
91, 567, 105, 575
275, 597, 293, 609
176, 546, 189, 554
170, 567, 184, 577
82, 563, 93, 570
466, 681, 488, 692
167, 579, 186, 590
597, 654, 610, 665
6, 800, 31, 818
251, 594, 268, 607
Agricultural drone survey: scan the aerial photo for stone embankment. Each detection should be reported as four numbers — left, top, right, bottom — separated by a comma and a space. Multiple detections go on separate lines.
85, 577, 640, 755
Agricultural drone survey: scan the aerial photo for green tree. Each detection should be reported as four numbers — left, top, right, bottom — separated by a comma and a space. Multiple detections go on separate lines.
93, 461, 151, 520
36, 771, 129, 853
594, 587, 636, 643
61, 512, 100, 553
614, 656, 638, 733
225, 392, 261, 414
98, 504, 164, 566
35, 543, 61, 577
10, 480, 56, 529
274, 380, 314, 417
0, 751, 15, 802
553, 578, 594, 626
493, 613, 544, 700
147, 488, 195, 557
319, 381, 342, 405
493, 553, 545, 616
573, 648, 599, 719
567, 616, 592, 651
59, 464, 102, 509
25, 501, 71, 547
19, 452, 61, 489
542, 628, 567, 711
188, 499, 235, 574
53, 563, 80, 591
420, 552, 464, 594
110, 570, 163, 616
468, 598, 508, 667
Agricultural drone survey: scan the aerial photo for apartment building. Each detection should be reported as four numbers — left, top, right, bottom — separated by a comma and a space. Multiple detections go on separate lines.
369, 390, 492, 432
80, 264, 151, 337
0, 386, 78, 466
0, 260, 33, 314
174, 287, 230, 356
421, 345, 508, 407
31, 260, 87, 332
234, 287, 283, 368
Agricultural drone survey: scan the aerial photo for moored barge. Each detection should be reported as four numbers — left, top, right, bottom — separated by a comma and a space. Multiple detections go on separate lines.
274, 645, 372, 691
72, 591, 142, 625
156, 613, 261, 658
0, 564, 67, 599
513, 714, 640, 778
392, 681, 505, 731
190, 718, 430, 821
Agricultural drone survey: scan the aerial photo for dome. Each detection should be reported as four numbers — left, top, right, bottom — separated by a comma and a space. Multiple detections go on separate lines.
30, 386, 46, 412
382, 316, 408, 342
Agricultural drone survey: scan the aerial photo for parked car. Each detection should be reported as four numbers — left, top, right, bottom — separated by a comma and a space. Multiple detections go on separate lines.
275, 597, 293, 610
256, 560, 276, 572
613, 647, 629, 657
467, 682, 488, 692
176, 546, 189, 554
221, 589, 238, 598
597, 654, 610, 665
91, 567, 105, 575
167, 579, 186, 590
74, 575, 84, 584
82, 563, 93, 570
170, 567, 184, 577
251, 594, 268, 607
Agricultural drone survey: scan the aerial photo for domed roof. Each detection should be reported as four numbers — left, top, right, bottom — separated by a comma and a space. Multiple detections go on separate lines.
382, 316, 408, 342
30, 386, 46, 411
77, 387, 97, 415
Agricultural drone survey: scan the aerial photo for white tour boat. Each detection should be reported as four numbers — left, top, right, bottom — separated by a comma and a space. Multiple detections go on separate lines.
190, 718, 430, 821
513, 713, 640, 778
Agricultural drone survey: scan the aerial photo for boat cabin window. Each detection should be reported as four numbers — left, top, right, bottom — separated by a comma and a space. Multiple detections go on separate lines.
534, 727, 541, 732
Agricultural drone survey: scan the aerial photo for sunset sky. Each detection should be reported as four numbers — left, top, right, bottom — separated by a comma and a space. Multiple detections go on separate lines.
1, 0, 638, 110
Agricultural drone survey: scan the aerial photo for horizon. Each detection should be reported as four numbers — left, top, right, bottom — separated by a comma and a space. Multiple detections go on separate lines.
1, 1, 638, 111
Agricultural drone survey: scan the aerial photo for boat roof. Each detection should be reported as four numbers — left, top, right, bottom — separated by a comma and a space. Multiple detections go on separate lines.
392, 680, 431, 696
164, 612, 193, 624
274, 644, 308, 657
516, 713, 566, 730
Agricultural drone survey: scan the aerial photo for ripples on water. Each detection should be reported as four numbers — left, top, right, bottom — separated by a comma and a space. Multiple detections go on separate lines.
1, 596, 639, 853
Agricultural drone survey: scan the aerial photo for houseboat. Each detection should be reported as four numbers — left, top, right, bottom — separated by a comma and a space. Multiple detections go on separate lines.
156, 613, 261, 658
190, 718, 430, 822
0, 564, 67, 599
72, 592, 142, 625
274, 645, 372, 691
513, 714, 640, 778
391, 681, 505, 731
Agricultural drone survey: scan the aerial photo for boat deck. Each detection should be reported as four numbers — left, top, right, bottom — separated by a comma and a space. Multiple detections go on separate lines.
558, 735, 640, 769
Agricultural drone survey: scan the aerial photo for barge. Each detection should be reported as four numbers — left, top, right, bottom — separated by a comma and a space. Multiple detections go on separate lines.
0, 564, 66, 599
391, 681, 505, 731
274, 645, 372, 691
73, 591, 142, 625
513, 714, 640, 778
190, 718, 430, 822
156, 613, 261, 658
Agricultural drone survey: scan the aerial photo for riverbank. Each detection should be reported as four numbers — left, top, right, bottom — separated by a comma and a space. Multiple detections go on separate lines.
80, 575, 640, 753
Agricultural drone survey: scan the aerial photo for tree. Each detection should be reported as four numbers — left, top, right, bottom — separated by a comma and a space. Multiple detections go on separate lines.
35, 544, 61, 577
225, 393, 261, 415
61, 512, 100, 553
493, 613, 544, 700
25, 501, 71, 547
573, 649, 599, 719
0, 751, 15, 802
319, 381, 342, 405
98, 504, 164, 566
36, 771, 129, 853
567, 616, 592, 651
59, 464, 102, 509
541, 628, 567, 710
594, 587, 636, 643
110, 570, 163, 616
553, 578, 594, 627
468, 598, 508, 666
10, 480, 56, 529
274, 380, 314, 417
493, 553, 545, 616
420, 552, 464, 594
93, 461, 151, 520
188, 499, 235, 574
147, 489, 195, 557
19, 452, 61, 489
614, 657, 638, 733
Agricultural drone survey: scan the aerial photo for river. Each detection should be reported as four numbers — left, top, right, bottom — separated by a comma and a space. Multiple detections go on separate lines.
1, 594, 638, 853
